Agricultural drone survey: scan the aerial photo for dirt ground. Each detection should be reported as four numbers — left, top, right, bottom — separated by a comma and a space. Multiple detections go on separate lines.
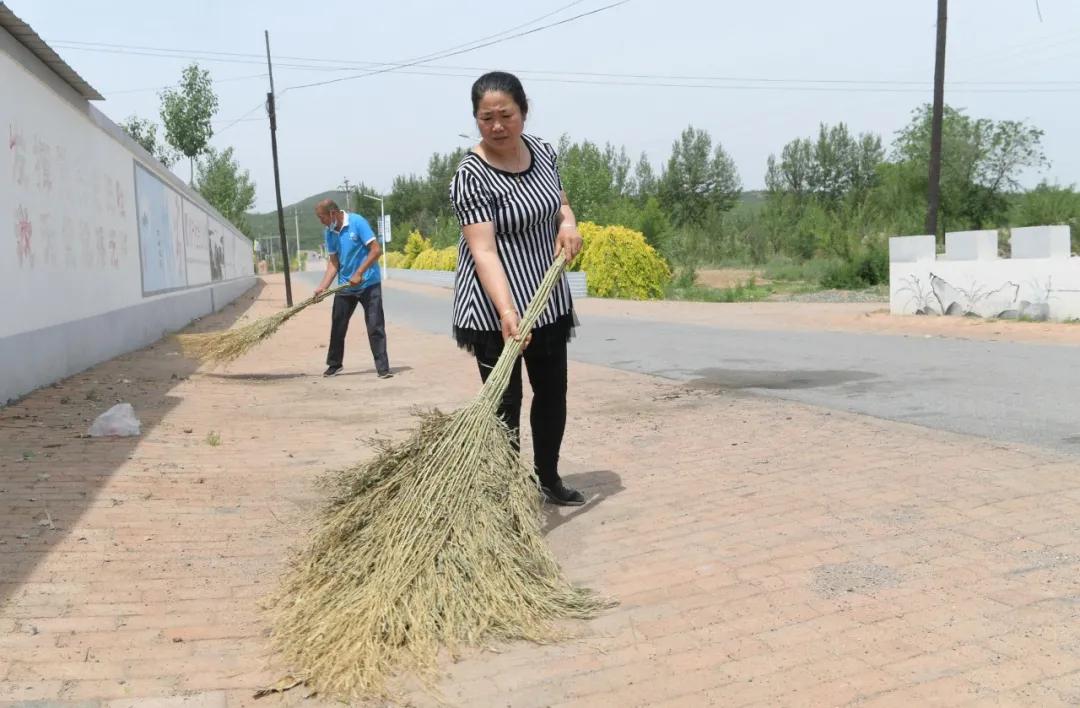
694, 268, 771, 289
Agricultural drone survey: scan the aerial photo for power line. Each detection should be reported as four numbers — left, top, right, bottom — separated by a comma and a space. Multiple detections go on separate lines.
47, 0, 597, 94
949, 27, 1080, 75
179, 69, 1080, 118
103, 72, 269, 95
56, 39, 1080, 92
277, 0, 633, 94
397, 0, 590, 66
351, 65, 1080, 89
214, 100, 267, 134
47, 1, 591, 68
381, 68, 1080, 93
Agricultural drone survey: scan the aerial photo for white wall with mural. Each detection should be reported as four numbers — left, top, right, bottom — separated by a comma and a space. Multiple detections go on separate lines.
1, 48, 254, 340
890, 226, 1080, 321
1, 34, 256, 404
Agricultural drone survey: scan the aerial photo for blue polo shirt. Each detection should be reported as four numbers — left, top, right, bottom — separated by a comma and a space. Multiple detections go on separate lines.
326, 212, 381, 293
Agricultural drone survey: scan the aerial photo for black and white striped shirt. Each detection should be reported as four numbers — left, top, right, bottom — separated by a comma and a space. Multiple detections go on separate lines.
449, 134, 574, 338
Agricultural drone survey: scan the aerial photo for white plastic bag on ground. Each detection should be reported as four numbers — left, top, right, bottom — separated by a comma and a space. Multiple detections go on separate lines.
88, 402, 141, 437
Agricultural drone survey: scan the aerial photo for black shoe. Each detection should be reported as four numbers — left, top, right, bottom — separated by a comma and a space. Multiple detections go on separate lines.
377, 370, 394, 379
323, 365, 343, 377
541, 480, 585, 506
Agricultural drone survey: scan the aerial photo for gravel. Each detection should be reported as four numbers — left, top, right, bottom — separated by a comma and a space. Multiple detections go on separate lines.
768, 287, 889, 304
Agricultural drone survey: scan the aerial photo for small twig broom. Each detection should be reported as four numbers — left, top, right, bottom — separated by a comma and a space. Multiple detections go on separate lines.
175, 285, 347, 365
266, 253, 615, 701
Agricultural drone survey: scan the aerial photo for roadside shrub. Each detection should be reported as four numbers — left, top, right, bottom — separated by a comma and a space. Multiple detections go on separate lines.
410, 246, 458, 271
820, 240, 887, 289
402, 231, 433, 268
574, 221, 671, 299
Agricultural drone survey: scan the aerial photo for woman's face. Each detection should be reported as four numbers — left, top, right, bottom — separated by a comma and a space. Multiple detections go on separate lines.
475, 91, 524, 149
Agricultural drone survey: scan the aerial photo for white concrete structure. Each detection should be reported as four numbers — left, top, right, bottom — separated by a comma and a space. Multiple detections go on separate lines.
890, 226, 1079, 321
0, 8, 255, 404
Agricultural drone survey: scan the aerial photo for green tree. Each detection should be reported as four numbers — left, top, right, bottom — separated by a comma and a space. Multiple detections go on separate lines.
893, 104, 1049, 231
424, 148, 467, 214
160, 63, 220, 183
633, 152, 657, 201
195, 147, 256, 236
557, 136, 616, 222
119, 115, 178, 168
1011, 182, 1080, 252
604, 143, 632, 196
765, 123, 883, 208
385, 147, 465, 245
345, 181, 383, 226
659, 126, 741, 227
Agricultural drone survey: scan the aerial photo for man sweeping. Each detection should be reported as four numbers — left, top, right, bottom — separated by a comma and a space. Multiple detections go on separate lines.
313, 199, 392, 379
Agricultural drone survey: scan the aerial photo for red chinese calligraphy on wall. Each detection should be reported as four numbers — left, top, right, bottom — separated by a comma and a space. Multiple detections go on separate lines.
15, 206, 33, 267
9, 124, 27, 188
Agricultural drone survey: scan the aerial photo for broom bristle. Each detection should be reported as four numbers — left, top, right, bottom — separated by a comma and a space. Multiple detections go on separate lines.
266, 254, 614, 701
175, 311, 290, 364
175, 286, 341, 365
268, 406, 613, 700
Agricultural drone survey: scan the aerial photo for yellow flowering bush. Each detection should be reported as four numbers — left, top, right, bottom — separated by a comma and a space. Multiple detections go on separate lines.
409, 246, 458, 271
402, 231, 433, 268
435, 246, 458, 271
573, 221, 670, 299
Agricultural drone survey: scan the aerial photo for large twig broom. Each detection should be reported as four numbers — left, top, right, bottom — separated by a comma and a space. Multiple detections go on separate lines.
175, 285, 347, 365
265, 254, 614, 701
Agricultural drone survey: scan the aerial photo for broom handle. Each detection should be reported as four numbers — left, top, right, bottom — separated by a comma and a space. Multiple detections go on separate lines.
478, 253, 568, 408
297, 283, 349, 310
270, 283, 351, 324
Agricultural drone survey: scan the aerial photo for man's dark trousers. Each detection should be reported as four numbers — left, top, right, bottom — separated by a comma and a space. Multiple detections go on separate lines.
327, 284, 390, 374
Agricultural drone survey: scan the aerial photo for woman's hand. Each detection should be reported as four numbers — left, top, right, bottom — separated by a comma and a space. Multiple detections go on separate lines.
555, 223, 583, 262
500, 309, 532, 351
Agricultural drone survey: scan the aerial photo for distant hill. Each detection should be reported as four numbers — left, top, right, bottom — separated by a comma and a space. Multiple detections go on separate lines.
247, 190, 368, 251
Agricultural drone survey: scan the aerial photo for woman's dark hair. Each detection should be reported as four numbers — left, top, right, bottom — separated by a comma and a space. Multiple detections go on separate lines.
471, 71, 528, 118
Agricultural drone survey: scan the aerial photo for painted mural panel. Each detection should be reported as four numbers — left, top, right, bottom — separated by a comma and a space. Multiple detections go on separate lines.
183, 199, 211, 286
208, 217, 226, 282
134, 163, 187, 293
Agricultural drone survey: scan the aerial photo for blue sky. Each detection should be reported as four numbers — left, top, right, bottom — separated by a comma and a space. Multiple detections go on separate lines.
10, 0, 1080, 213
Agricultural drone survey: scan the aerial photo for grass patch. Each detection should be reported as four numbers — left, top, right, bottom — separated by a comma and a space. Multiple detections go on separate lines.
205, 431, 221, 447
761, 255, 845, 284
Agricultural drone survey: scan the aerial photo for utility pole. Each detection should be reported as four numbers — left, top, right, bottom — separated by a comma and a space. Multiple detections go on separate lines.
360, 193, 388, 280
294, 207, 301, 265
265, 30, 293, 306
925, 0, 948, 238
340, 178, 352, 211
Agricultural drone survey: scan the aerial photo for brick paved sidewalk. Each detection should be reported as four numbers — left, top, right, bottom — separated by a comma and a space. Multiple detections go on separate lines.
2, 277, 1079, 707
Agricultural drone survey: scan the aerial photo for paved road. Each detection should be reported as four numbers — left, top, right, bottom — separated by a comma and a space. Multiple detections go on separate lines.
297, 272, 1080, 456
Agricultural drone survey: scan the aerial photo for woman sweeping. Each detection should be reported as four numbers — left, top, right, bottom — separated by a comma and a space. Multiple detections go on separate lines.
450, 70, 586, 506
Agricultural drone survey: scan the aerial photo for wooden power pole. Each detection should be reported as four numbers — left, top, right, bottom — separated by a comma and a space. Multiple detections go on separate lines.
265, 30, 293, 306
925, 0, 948, 238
